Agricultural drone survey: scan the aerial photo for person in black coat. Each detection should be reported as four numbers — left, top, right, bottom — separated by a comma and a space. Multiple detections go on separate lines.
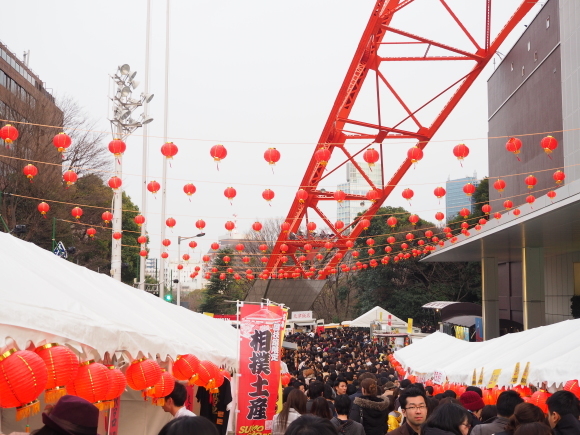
348, 378, 389, 435
546, 391, 580, 435
422, 403, 471, 435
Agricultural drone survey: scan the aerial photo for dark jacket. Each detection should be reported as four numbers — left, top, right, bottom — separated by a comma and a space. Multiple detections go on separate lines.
349, 395, 389, 435
554, 413, 580, 435
422, 427, 457, 435
471, 416, 509, 435
389, 422, 418, 435
330, 417, 366, 435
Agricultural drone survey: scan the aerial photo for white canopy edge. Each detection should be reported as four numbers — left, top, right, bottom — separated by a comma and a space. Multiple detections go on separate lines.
394, 320, 580, 388
343, 306, 407, 328
0, 232, 238, 370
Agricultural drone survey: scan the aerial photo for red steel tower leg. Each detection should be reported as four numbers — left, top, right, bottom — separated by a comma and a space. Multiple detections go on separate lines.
266, 0, 539, 278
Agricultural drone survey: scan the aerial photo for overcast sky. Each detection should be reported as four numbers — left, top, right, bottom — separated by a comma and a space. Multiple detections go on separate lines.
3, 0, 543, 259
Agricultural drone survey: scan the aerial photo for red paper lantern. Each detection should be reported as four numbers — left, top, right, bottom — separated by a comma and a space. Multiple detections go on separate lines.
435, 212, 444, 222
1, 124, 19, 144
183, 183, 196, 196
525, 175, 537, 189
564, 380, 580, 399
147, 180, 160, 194
138, 236, 148, 244
453, 143, 469, 161
139, 250, 148, 257
547, 190, 557, 200
252, 222, 263, 232
63, 170, 78, 187
541, 136, 558, 155
405, 233, 414, 241
125, 358, 162, 392
296, 189, 309, 203
183, 254, 191, 261
262, 189, 275, 202
307, 222, 317, 232
71, 207, 83, 220
108, 176, 122, 190
387, 216, 398, 228
303, 243, 312, 252
102, 211, 113, 224
259, 244, 268, 252
235, 244, 245, 252
134, 215, 146, 227
363, 148, 380, 167
113, 232, 122, 240
52, 132, 71, 153
0, 349, 48, 419
493, 212, 502, 220
335, 220, 344, 229
73, 361, 109, 410
86, 228, 96, 238
463, 183, 476, 196
529, 391, 551, 413
161, 142, 178, 159
553, 170, 565, 184
281, 373, 292, 387
324, 241, 334, 250
459, 208, 470, 219
407, 146, 423, 163
360, 218, 371, 230
202, 255, 211, 262
424, 230, 433, 238
242, 256, 250, 263
264, 148, 281, 165
177, 264, 184, 270
334, 190, 346, 203
433, 186, 446, 198
315, 147, 331, 166
409, 214, 419, 225
38, 202, 50, 217
401, 188, 414, 202
166, 217, 176, 228
225, 221, 235, 232
196, 219, 206, 230
224, 187, 237, 202
22, 164, 38, 182
173, 354, 200, 382
104, 366, 126, 404
401, 243, 408, 250
261, 256, 269, 263
108, 139, 126, 157
387, 236, 396, 244
280, 243, 289, 253
366, 238, 375, 247
346, 240, 354, 249
493, 179, 506, 192
210, 144, 228, 162
506, 137, 522, 159
503, 200, 513, 210
513, 208, 521, 217
366, 189, 380, 202
351, 251, 359, 258
35, 344, 79, 404
162, 239, 171, 247
147, 371, 175, 405
526, 195, 535, 205
211, 242, 220, 250
281, 222, 291, 233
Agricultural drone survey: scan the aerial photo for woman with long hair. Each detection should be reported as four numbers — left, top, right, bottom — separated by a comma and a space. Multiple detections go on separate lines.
272, 389, 307, 435
495, 403, 548, 435
311, 396, 333, 420
422, 402, 471, 435
513, 422, 553, 435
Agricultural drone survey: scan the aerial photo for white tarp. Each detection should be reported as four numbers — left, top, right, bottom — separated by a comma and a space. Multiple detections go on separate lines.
0, 232, 238, 369
394, 320, 580, 388
344, 306, 407, 329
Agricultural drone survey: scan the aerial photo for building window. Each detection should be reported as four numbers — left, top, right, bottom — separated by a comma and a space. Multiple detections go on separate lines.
546, 16, 550, 29
534, 51, 538, 62
511, 63, 514, 71
522, 66, 525, 76
527, 41, 531, 51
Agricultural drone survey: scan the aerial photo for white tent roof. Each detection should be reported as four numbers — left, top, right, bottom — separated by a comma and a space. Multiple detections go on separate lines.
394, 320, 580, 388
344, 306, 407, 328
0, 232, 238, 369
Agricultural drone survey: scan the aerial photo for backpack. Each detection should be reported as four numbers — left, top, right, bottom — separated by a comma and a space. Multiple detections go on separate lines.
337, 419, 352, 435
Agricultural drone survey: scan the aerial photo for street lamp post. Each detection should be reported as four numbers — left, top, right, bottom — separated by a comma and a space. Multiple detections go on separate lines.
176, 233, 205, 307
109, 64, 153, 281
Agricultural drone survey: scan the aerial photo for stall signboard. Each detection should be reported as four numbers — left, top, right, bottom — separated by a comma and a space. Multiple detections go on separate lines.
237, 304, 286, 435
291, 311, 312, 320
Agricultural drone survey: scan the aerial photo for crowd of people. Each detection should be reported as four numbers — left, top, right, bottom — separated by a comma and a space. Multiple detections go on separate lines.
276, 330, 580, 435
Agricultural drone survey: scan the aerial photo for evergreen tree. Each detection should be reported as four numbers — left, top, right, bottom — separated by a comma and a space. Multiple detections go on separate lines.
199, 248, 244, 314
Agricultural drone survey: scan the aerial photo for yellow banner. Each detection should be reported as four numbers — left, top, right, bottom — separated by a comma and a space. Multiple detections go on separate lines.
520, 362, 531, 385
511, 363, 521, 384
478, 368, 484, 385
472, 369, 477, 386
407, 318, 413, 334
487, 369, 502, 388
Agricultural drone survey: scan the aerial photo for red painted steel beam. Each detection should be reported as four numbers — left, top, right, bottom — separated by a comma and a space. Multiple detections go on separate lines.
265, 0, 539, 279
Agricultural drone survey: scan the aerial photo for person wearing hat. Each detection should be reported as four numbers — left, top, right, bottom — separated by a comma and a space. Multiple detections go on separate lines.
32, 395, 99, 435
459, 391, 485, 430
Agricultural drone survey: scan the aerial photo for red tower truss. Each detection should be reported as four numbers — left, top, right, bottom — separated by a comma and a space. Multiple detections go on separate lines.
267, 0, 539, 278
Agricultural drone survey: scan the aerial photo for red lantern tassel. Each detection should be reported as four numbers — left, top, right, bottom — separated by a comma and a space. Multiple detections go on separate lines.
94, 400, 111, 411
45, 386, 68, 404
188, 373, 199, 385
152, 397, 165, 406
16, 400, 41, 421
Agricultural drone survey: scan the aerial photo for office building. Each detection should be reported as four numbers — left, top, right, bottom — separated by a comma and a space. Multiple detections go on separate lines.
445, 174, 479, 221
336, 162, 382, 225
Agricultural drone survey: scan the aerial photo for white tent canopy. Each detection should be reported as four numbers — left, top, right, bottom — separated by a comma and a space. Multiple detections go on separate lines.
344, 306, 407, 329
0, 232, 238, 369
394, 320, 580, 388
